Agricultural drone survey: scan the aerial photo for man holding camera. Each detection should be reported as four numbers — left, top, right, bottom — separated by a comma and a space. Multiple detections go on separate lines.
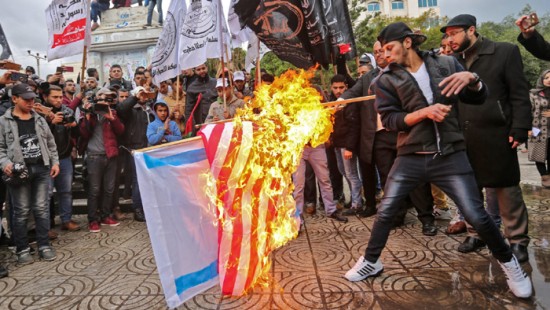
43, 85, 79, 232
0, 83, 60, 264
79, 88, 125, 232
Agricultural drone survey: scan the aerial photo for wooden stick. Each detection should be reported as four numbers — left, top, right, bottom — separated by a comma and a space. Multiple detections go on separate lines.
133, 136, 203, 153
81, 45, 87, 84
322, 95, 375, 107
194, 118, 232, 129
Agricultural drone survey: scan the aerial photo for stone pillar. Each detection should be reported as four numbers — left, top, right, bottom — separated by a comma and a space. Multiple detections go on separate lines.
146, 45, 156, 66
87, 51, 104, 84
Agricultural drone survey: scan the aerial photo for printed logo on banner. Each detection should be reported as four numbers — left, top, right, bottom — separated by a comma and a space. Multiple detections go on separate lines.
52, 18, 87, 48
151, 11, 178, 67
181, 0, 217, 39
255, 1, 303, 39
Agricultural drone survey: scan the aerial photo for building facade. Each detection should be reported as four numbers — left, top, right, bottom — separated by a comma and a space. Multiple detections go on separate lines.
360, 0, 440, 18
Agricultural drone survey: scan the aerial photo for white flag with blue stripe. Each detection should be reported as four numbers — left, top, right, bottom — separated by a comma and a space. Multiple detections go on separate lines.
133, 137, 218, 309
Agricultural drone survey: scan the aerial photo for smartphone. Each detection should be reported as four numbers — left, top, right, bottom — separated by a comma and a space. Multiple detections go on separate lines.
145, 92, 157, 100
56, 66, 65, 74
0, 61, 21, 71
10, 72, 28, 83
522, 13, 539, 30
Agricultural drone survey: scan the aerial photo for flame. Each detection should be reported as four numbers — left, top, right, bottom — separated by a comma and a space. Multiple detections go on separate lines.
207, 68, 333, 295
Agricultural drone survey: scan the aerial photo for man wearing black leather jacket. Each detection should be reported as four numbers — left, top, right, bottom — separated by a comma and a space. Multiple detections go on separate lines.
344, 22, 532, 300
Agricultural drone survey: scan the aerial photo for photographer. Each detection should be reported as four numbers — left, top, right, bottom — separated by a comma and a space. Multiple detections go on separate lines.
516, 14, 550, 61
116, 86, 155, 222
43, 85, 80, 232
79, 88, 125, 233
0, 83, 60, 264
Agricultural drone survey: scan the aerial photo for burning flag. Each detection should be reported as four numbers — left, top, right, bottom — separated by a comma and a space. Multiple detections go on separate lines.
134, 68, 333, 306
199, 68, 332, 295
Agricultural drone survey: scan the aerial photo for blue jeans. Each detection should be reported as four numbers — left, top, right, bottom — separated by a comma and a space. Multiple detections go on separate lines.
86, 155, 118, 222
49, 157, 73, 223
293, 145, 337, 217
146, 0, 163, 25
91, 1, 110, 23
10, 164, 52, 252
335, 148, 362, 208
364, 151, 512, 263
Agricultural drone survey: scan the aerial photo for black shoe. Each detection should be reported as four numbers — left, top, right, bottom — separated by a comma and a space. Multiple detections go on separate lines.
329, 212, 348, 223
359, 206, 377, 218
342, 208, 360, 216
0, 265, 7, 278
457, 237, 486, 253
510, 244, 529, 263
422, 223, 438, 236
134, 208, 146, 222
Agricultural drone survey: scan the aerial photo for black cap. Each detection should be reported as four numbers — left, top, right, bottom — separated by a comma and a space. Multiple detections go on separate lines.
377, 22, 427, 47
440, 14, 476, 33
10, 83, 37, 100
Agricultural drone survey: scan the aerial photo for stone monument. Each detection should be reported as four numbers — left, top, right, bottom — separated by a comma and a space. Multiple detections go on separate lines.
88, 6, 162, 84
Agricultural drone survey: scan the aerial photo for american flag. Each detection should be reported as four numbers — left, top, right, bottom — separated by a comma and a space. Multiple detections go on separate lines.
199, 120, 285, 295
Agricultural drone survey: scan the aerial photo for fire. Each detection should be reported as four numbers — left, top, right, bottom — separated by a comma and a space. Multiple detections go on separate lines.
206, 68, 333, 295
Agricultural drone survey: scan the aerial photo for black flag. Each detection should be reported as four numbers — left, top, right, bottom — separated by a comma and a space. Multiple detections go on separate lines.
233, 0, 356, 69
0, 23, 13, 60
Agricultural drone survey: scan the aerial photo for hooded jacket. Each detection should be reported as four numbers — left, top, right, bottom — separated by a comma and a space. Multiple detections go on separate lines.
147, 101, 182, 146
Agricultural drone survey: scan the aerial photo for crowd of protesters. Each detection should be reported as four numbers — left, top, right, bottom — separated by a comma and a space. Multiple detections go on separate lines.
0, 11, 548, 299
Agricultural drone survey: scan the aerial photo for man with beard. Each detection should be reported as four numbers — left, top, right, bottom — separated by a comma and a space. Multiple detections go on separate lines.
43, 85, 80, 231
62, 79, 83, 111
340, 41, 436, 235
185, 63, 217, 130
442, 14, 531, 263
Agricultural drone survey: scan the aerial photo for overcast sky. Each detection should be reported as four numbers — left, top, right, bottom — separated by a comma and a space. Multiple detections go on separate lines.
0, 0, 547, 78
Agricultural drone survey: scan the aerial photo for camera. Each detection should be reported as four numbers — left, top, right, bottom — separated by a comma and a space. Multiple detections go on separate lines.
2, 163, 29, 185
62, 111, 75, 124
10, 72, 28, 83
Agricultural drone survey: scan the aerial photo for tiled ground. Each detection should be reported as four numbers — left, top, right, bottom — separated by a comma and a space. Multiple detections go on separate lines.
0, 152, 548, 309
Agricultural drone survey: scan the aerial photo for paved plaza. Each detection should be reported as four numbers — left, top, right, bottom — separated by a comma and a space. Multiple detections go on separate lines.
0, 152, 548, 309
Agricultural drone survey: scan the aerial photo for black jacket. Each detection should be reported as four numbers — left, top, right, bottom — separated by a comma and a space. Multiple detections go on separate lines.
375, 51, 486, 157
341, 69, 379, 163
116, 96, 155, 149
517, 30, 550, 61
47, 104, 76, 159
185, 76, 217, 125
456, 36, 532, 187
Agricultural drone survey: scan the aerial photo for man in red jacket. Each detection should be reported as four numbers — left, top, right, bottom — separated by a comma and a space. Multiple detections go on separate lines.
79, 88, 125, 232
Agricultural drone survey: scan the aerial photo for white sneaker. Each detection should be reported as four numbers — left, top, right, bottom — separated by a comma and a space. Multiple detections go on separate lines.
498, 255, 532, 298
433, 208, 452, 220
344, 256, 384, 282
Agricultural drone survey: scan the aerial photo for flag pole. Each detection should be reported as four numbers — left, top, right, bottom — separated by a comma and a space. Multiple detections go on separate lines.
255, 39, 261, 87
81, 45, 87, 84
217, 0, 227, 111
